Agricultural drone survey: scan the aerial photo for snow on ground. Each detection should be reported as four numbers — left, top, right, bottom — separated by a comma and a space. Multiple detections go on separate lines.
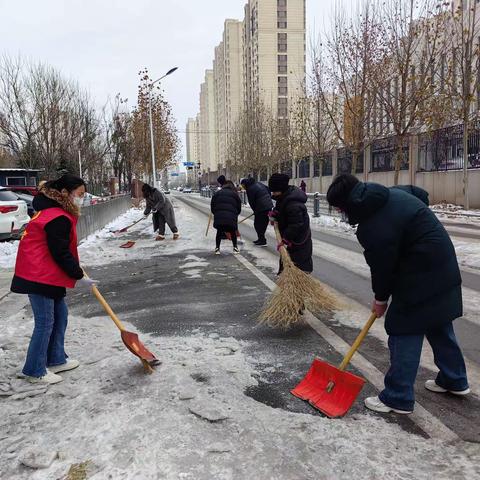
432, 203, 480, 219
454, 239, 480, 272
0, 240, 19, 269
1, 304, 479, 479
310, 213, 355, 235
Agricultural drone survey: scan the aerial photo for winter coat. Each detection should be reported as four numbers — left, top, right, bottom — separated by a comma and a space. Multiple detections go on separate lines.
346, 182, 462, 335
243, 178, 273, 213
211, 184, 242, 229
11, 192, 83, 299
274, 186, 313, 273
144, 189, 176, 227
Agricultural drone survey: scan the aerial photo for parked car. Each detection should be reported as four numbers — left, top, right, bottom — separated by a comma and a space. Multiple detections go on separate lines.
163, 189, 170, 194
0, 188, 30, 241
183, 187, 192, 193
178, 187, 184, 192
13, 192, 34, 217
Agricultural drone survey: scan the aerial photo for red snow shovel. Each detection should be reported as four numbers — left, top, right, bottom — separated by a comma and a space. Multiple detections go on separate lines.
87, 276, 160, 374
119, 241, 136, 249
291, 312, 377, 417
115, 215, 148, 234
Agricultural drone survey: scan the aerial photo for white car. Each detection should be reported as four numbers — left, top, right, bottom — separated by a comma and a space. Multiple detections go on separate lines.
183, 188, 192, 193
0, 188, 30, 241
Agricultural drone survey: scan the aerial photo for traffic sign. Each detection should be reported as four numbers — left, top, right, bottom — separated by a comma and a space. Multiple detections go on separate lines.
183, 162, 195, 167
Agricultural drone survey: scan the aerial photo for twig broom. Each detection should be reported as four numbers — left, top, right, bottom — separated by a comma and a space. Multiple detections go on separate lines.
259, 222, 340, 329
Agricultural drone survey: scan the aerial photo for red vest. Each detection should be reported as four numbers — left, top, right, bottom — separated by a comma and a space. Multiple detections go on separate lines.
15, 208, 79, 288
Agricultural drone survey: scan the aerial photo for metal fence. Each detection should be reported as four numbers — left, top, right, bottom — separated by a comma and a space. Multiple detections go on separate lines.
371, 137, 409, 172
418, 123, 480, 172
337, 149, 364, 174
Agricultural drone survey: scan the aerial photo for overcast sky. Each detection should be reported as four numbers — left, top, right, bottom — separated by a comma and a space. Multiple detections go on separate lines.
0, 0, 349, 161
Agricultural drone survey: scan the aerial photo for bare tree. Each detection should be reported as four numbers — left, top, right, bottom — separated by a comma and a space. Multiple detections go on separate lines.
442, 0, 480, 208
319, 0, 383, 176
374, 0, 447, 184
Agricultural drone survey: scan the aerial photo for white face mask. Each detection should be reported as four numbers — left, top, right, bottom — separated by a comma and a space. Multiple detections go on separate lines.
72, 196, 83, 208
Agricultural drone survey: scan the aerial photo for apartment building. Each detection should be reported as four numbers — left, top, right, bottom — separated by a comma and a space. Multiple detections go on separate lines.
243, 0, 305, 120
192, 0, 306, 180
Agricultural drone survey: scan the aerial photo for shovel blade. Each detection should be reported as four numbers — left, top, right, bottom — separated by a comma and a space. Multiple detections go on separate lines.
120, 330, 159, 364
291, 358, 365, 418
120, 241, 136, 249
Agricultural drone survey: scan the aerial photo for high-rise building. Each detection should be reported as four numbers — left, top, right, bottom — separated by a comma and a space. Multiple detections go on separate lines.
192, 0, 306, 180
243, 0, 305, 119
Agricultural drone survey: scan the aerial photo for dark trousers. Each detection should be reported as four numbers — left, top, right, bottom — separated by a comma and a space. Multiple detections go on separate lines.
216, 226, 238, 249
254, 211, 270, 242
153, 211, 178, 235
379, 322, 469, 411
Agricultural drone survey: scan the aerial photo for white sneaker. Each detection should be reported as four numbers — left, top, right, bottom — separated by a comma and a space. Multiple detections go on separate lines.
364, 396, 413, 414
233, 247, 240, 254
23, 370, 63, 385
215, 248, 221, 255
424, 380, 470, 396
155, 234, 165, 241
173, 232, 180, 240
48, 359, 80, 374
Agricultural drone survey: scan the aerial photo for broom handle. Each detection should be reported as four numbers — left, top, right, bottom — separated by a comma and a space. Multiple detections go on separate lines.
273, 222, 285, 246
83, 271, 126, 332
238, 212, 254, 225
205, 213, 212, 237
338, 312, 377, 371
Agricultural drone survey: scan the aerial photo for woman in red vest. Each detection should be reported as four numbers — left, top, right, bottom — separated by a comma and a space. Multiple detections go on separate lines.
11, 174, 97, 384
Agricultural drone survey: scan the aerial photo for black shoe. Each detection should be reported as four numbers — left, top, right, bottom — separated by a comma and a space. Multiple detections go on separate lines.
253, 239, 267, 247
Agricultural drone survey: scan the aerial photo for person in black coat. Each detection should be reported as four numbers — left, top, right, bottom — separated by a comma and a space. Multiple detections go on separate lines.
240, 177, 273, 246
211, 181, 242, 254
268, 173, 313, 273
327, 174, 469, 414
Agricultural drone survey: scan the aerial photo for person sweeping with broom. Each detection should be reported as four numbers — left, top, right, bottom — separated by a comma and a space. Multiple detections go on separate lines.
268, 173, 313, 275
210, 180, 242, 255
142, 183, 179, 241
326, 173, 469, 414
11, 174, 97, 384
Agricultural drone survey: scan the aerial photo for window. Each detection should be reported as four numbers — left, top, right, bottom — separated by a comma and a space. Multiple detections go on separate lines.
278, 33, 287, 41
278, 21, 287, 28
278, 42, 287, 52
278, 107, 288, 117
278, 0, 287, 6
278, 55, 287, 65
278, 65, 287, 74
6, 177, 27, 186
278, 76, 287, 85
278, 97, 288, 105
278, 86, 288, 95
278, 11, 287, 18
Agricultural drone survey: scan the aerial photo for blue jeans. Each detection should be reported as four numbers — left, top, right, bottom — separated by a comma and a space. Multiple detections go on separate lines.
379, 322, 469, 411
22, 294, 69, 377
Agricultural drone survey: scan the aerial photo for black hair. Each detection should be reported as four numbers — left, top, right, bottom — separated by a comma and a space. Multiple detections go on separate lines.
326, 174, 360, 210
46, 174, 86, 193
142, 183, 153, 197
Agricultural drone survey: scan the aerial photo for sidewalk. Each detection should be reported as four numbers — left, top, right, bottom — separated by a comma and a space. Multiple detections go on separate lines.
1, 203, 479, 479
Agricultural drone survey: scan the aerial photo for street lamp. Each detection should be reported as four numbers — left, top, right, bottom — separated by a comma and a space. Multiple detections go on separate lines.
148, 67, 178, 188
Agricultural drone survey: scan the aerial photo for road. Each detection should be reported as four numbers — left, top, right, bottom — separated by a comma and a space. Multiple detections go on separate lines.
173, 192, 480, 443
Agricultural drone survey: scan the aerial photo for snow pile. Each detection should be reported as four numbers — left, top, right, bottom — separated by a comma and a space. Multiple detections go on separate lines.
454, 240, 480, 271
432, 203, 480, 218
0, 240, 19, 269
1, 307, 479, 479
310, 214, 355, 235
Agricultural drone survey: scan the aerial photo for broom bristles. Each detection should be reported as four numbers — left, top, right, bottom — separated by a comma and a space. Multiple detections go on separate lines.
259, 248, 340, 329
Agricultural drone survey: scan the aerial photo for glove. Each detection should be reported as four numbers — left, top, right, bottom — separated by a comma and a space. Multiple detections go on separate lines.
268, 210, 279, 225
76, 277, 98, 289
371, 299, 388, 318
276, 238, 292, 251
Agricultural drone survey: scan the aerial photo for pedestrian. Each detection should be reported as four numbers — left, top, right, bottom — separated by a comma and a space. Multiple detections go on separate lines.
211, 180, 242, 255
326, 173, 470, 414
268, 173, 313, 274
300, 180, 307, 193
142, 183, 179, 241
240, 177, 273, 246
10, 174, 97, 385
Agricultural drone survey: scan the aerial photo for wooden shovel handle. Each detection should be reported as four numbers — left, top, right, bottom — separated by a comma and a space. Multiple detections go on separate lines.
205, 213, 212, 237
238, 212, 254, 225
83, 270, 126, 332
338, 312, 377, 371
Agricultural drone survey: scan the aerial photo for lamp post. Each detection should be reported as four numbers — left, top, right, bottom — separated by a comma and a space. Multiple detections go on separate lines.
148, 67, 178, 188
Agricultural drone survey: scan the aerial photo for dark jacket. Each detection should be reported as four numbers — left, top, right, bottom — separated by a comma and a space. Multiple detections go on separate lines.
274, 186, 313, 273
211, 184, 242, 229
346, 182, 462, 335
243, 178, 273, 213
11, 194, 83, 299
